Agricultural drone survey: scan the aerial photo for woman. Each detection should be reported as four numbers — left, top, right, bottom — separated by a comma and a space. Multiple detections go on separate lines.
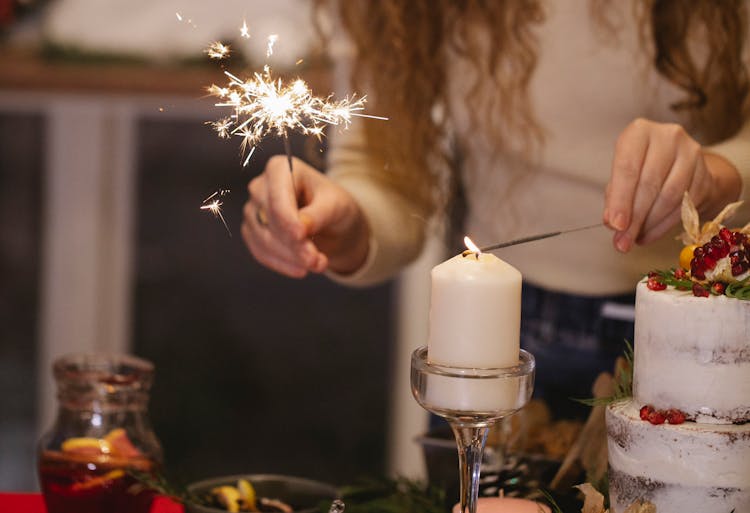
241, 1, 750, 416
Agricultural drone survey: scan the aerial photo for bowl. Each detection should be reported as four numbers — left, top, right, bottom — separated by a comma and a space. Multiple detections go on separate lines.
185, 474, 339, 513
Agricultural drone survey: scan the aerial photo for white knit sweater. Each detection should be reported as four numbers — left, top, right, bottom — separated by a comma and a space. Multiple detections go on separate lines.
326, 1, 750, 294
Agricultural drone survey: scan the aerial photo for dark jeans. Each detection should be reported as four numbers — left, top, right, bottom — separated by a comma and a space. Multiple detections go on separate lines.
521, 282, 635, 419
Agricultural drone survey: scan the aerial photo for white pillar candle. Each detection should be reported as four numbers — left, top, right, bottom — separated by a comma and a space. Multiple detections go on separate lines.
425, 250, 523, 413
428, 252, 521, 367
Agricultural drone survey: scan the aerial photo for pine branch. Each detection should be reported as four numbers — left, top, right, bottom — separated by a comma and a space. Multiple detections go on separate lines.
537, 489, 565, 513
572, 340, 633, 407
128, 469, 210, 506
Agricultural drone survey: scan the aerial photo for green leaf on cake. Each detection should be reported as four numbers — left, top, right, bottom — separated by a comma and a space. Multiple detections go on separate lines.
647, 269, 693, 290
725, 278, 750, 300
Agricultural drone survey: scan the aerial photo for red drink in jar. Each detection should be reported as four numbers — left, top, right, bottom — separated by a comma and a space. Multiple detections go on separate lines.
39, 449, 157, 513
38, 354, 164, 513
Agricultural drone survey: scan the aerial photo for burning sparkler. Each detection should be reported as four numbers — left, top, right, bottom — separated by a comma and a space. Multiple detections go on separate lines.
202, 29, 386, 231
207, 64, 386, 171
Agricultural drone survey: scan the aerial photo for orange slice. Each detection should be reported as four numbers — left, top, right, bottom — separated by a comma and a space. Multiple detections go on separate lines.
61, 437, 113, 455
104, 428, 142, 458
71, 469, 125, 491
212, 486, 241, 513
238, 479, 257, 511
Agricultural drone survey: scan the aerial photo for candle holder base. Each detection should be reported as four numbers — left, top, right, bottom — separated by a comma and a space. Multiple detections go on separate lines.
410, 347, 535, 513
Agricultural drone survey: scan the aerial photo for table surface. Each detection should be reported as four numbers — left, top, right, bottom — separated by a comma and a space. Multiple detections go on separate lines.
0, 493, 184, 513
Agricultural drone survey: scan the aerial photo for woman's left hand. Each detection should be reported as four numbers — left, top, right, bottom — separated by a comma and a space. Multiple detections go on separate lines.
603, 118, 741, 252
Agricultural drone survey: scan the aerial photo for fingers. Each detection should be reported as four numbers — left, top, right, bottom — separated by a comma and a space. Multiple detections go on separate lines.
636, 141, 700, 244
605, 120, 705, 252
242, 155, 329, 277
257, 155, 306, 241
241, 200, 324, 277
615, 132, 675, 250
604, 119, 650, 234
241, 220, 308, 278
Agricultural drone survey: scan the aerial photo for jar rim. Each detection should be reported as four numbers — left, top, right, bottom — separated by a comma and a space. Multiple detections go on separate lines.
53, 353, 154, 388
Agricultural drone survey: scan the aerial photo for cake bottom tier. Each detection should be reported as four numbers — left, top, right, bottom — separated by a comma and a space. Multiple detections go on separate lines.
606, 400, 750, 513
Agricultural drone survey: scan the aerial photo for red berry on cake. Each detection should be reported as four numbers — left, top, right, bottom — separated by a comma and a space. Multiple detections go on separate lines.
647, 276, 667, 291
690, 260, 706, 280
711, 282, 725, 295
647, 410, 666, 425
692, 283, 709, 297
666, 409, 686, 425
640, 404, 655, 420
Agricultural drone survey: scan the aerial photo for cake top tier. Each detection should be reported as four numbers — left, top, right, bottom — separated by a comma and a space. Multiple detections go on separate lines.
633, 281, 750, 424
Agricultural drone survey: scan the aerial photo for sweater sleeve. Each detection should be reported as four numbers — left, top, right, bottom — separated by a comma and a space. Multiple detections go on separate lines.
705, 117, 750, 223
324, 123, 430, 287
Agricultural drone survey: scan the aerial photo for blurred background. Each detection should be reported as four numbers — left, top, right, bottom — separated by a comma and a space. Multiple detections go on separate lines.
0, 0, 438, 492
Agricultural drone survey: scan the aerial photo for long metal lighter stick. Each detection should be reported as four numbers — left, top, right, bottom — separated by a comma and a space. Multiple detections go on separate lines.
479, 223, 603, 252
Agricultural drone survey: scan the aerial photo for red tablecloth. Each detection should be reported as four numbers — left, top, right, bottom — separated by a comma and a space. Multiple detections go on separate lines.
0, 493, 184, 513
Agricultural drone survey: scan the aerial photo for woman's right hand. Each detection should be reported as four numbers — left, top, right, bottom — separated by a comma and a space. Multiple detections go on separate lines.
241, 155, 371, 278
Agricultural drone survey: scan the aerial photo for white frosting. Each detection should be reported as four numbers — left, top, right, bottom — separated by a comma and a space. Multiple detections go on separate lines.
607, 401, 750, 489
608, 401, 750, 513
632, 281, 750, 423
609, 477, 750, 513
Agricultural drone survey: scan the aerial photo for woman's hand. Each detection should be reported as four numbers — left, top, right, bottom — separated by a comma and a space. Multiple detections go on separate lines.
242, 155, 370, 278
603, 118, 741, 252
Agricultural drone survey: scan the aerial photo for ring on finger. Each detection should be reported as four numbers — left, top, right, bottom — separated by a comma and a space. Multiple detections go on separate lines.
256, 207, 268, 227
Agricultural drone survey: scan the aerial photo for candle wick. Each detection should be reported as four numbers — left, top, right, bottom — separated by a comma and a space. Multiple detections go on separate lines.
460, 250, 482, 259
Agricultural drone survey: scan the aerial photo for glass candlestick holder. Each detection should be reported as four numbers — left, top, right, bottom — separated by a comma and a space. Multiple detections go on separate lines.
411, 347, 535, 513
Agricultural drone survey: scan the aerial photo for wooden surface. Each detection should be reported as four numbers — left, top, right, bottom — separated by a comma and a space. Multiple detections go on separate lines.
0, 47, 331, 96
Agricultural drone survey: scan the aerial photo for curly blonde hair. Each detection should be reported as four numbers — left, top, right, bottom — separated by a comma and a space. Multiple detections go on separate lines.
319, 0, 749, 216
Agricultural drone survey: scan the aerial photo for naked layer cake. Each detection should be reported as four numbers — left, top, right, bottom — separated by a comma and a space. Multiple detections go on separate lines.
606, 198, 750, 513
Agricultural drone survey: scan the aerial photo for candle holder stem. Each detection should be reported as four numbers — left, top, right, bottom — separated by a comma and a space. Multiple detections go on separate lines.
451, 422, 491, 513
410, 347, 535, 513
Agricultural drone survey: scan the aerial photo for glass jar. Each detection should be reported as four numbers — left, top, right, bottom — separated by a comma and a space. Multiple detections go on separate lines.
38, 353, 163, 513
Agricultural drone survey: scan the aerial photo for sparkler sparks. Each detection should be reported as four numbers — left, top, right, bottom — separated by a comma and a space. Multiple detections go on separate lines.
206, 41, 231, 60
240, 20, 250, 39
201, 189, 231, 235
175, 12, 197, 28
266, 34, 278, 57
208, 64, 386, 167
201, 32, 386, 233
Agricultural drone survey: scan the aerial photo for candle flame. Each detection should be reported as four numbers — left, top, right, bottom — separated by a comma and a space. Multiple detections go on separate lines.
463, 236, 481, 255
